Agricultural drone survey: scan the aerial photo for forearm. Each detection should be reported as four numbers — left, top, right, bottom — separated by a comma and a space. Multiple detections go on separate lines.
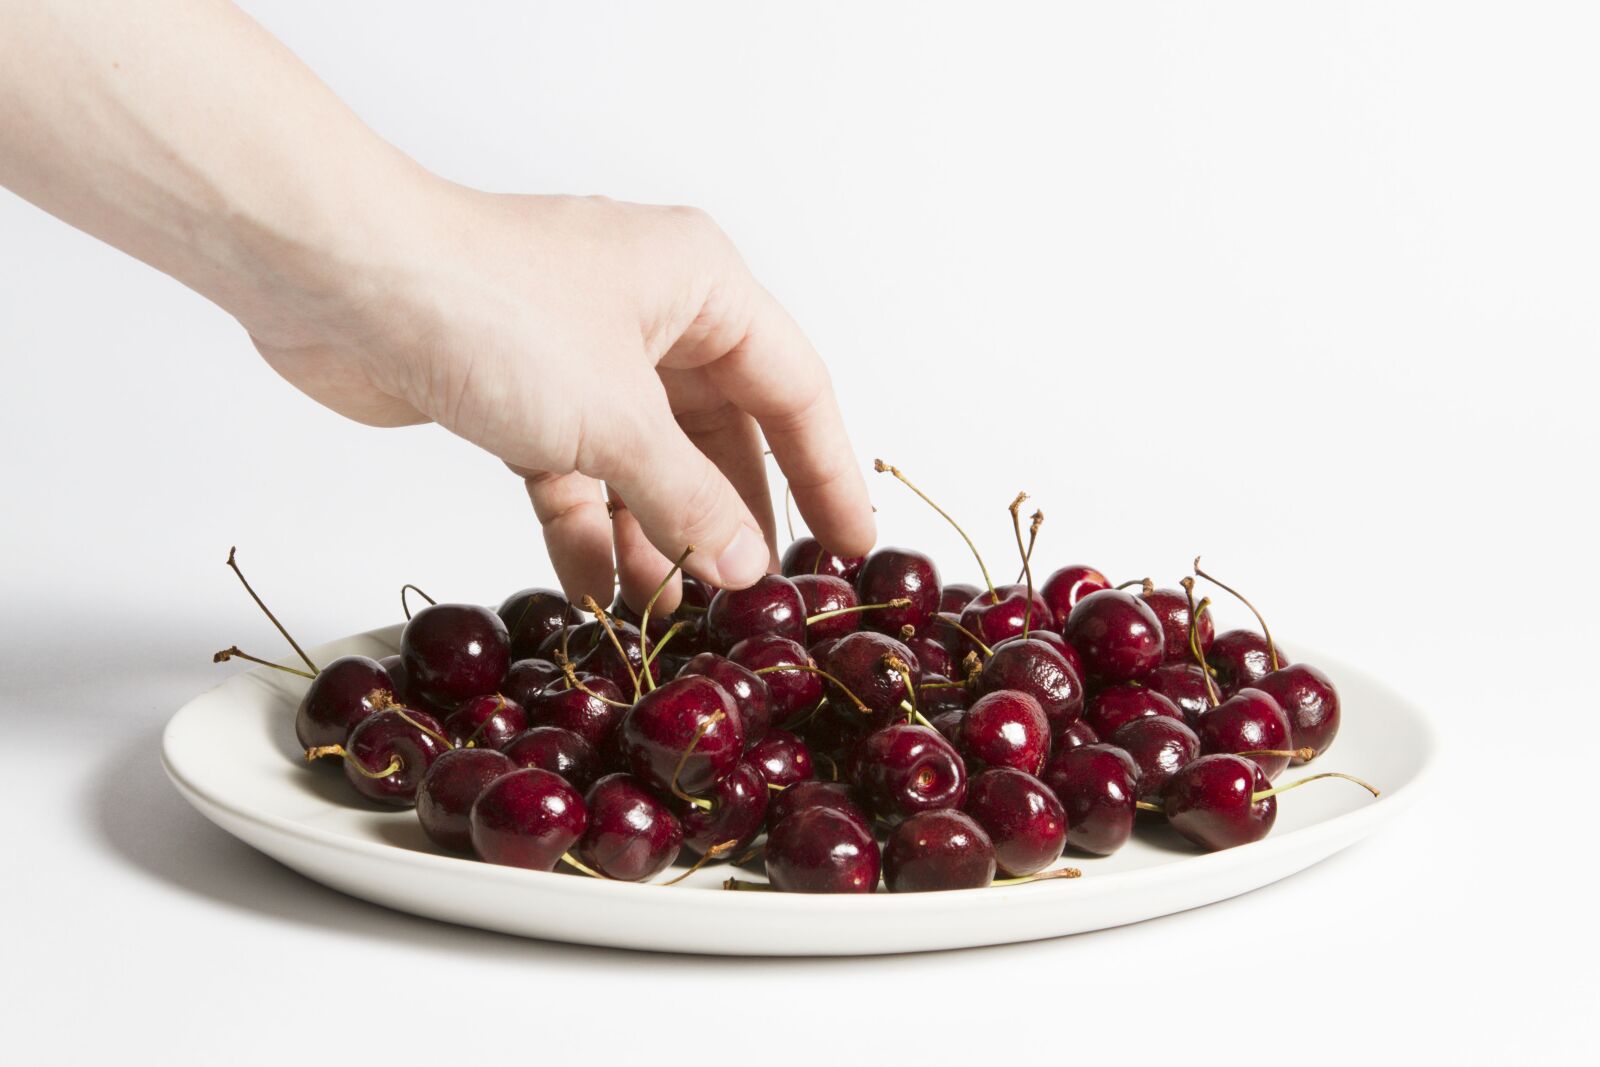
0, 0, 430, 332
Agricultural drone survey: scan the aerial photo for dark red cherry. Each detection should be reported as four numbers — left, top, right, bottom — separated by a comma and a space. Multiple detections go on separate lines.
1141, 585, 1215, 665
939, 583, 982, 615
706, 574, 806, 651
920, 675, 973, 716
539, 619, 657, 694
1206, 630, 1290, 697
523, 674, 626, 751
1254, 664, 1340, 762
1055, 720, 1099, 751
500, 657, 563, 708
1040, 565, 1111, 629
728, 634, 822, 728
964, 768, 1067, 877
1063, 589, 1165, 683
294, 655, 395, 749
1110, 715, 1201, 800
416, 747, 517, 852
378, 653, 408, 696
765, 806, 881, 893
748, 729, 813, 788
618, 675, 742, 796
469, 767, 586, 870
958, 584, 1053, 652
498, 587, 580, 662
676, 652, 772, 747
780, 536, 865, 582
674, 760, 769, 857
1040, 743, 1138, 856
820, 630, 921, 726
856, 724, 968, 824
976, 637, 1084, 731
1196, 687, 1294, 779
503, 725, 599, 790
1144, 662, 1217, 728
766, 780, 869, 831
1084, 683, 1183, 738
883, 809, 996, 892
801, 699, 878, 773
929, 707, 966, 744
904, 631, 954, 679
790, 573, 860, 643
1160, 754, 1275, 851
402, 603, 511, 706
855, 547, 941, 636
443, 693, 526, 750
959, 690, 1051, 775
576, 773, 683, 881
327, 708, 450, 806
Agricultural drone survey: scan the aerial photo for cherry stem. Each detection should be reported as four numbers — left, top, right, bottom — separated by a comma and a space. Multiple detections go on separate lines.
1135, 800, 1164, 813
639, 620, 688, 685
304, 746, 401, 779
884, 654, 917, 717
385, 702, 455, 749
400, 583, 437, 622
582, 595, 642, 700
1115, 578, 1154, 594
225, 547, 318, 674
668, 709, 725, 811
920, 680, 967, 690
1194, 557, 1279, 671
935, 614, 993, 657
557, 659, 631, 708
992, 866, 1083, 887
874, 458, 996, 598
559, 852, 607, 880
752, 663, 871, 714
766, 781, 788, 792
1008, 492, 1037, 638
660, 839, 739, 886
1252, 772, 1380, 803
816, 751, 841, 782
211, 645, 316, 680
1014, 509, 1043, 584
1236, 747, 1317, 761
901, 702, 937, 731
722, 878, 774, 891
640, 544, 695, 668
1181, 578, 1221, 707
805, 597, 910, 626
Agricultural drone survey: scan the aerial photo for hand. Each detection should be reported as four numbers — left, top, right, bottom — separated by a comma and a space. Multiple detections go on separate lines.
243, 184, 876, 611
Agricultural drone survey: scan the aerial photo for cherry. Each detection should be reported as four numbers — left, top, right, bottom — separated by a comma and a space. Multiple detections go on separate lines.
903, 630, 954, 679
1207, 629, 1287, 696
1133, 583, 1213, 665
964, 768, 1067, 877
854, 547, 942, 636
676, 652, 773, 747
1144, 662, 1216, 729
443, 693, 526, 750
1110, 715, 1201, 800
470, 767, 586, 870
1158, 758, 1380, 851
523, 673, 627, 751
1055, 719, 1099, 751
883, 809, 996, 893
1084, 683, 1183, 738
618, 675, 742, 798
503, 725, 600, 790
498, 587, 580, 662
1196, 687, 1295, 779
1040, 743, 1139, 856
928, 706, 966, 744
402, 603, 511, 706
1063, 589, 1165, 683
765, 780, 870, 832
416, 747, 517, 852
762, 806, 881, 894
306, 707, 450, 806
728, 634, 822, 728
575, 773, 683, 881
976, 637, 1084, 731
919, 674, 973, 716
748, 729, 813, 788
820, 630, 921, 726
378, 654, 408, 697
1039, 565, 1111, 629
293, 655, 396, 749
790, 574, 859, 643
674, 760, 769, 858
939, 583, 982, 615
1254, 663, 1340, 762
706, 575, 807, 651
500, 657, 563, 708
856, 724, 968, 825
780, 535, 865, 582
801, 698, 879, 773
959, 584, 1054, 652
959, 690, 1051, 775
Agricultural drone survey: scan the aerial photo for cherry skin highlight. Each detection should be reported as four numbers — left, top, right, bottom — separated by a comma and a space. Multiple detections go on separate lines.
1063, 589, 1165, 683
401, 603, 512, 706
728, 634, 822, 728
706, 574, 807, 651
1196, 687, 1294, 779
748, 729, 814, 788
1040, 743, 1139, 856
416, 747, 517, 852
1110, 715, 1201, 801
1144, 662, 1216, 729
976, 637, 1084, 731
1254, 663, 1340, 762
883, 809, 997, 893
765, 806, 881, 893
1207, 629, 1289, 697
1160, 754, 1276, 851
503, 726, 600, 791
618, 674, 743, 796
577, 773, 684, 881
1040, 565, 1111, 629
1141, 585, 1215, 665
1055, 719, 1099, 751
469, 767, 587, 871
676, 652, 773, 747
964, 768, 1068, 877
959, 689, 1051, 775
855, 547, 941, 636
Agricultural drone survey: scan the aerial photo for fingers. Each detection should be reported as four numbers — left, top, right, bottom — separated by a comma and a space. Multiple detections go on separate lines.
609, 488, 683, 616
520, 469, 616, 607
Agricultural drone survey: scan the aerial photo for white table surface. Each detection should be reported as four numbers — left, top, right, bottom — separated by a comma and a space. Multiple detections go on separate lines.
2, 3, 1593, 1062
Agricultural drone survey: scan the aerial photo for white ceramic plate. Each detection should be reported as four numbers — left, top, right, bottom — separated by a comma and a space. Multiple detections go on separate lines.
162, 625, 1434, 956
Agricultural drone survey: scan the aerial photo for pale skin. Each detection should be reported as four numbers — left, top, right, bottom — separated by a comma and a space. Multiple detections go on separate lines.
0, 0, 876, 612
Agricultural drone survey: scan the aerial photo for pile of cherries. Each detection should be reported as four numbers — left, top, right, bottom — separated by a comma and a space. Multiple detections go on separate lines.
218, 461, 1377, 894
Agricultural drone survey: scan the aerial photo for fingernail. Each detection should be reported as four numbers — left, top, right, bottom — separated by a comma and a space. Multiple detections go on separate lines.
715, 525, 770, 587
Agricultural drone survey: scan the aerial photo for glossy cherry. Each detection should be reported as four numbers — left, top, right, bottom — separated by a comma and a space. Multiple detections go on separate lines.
416, 747, 517, 852
498, 587, 580, 662
1254, 663, 1340, 762
1144, 662, 1216, 729
964, 768, 1067, 877
576, 773, 683, 881
790, 574, 860, 643
976, 637, 1084, 731
959, 689, 1051, 775
523, 674, 626, 751
1110, 715, 1201, 800
676, 652, 772, 747
1159, 754, 1275, 851
1207, 629, 1289, 696
443, 693, 526, 750
780, 535, 865, 582
1054, 719, 1099, 751
1196, 687, 1295, 779
903, 631, 954, 679
1039, 564, 1111, 629
538, 618, 657, 694
820, 630, 921, 727
294, 655, 396, 749
959, 584, 1054, 652
1063, 589, 1165, 683
855, 547, 942, 636
311, 707, 450, 806
919, 674, 973, 716
1084, 683, 1183, 738
939, 583, 982, 615
728, 634, 822, 728
500, 657, 563, 708
1040, 743, 1139, 856
763, 807, 880, 894
765, 780, 870, 831
748, 729, 813, 788
1141, 584, 1215, 664
503, 725, 600, 790
674, 760, 769, 857
883, 809, 996, 893
469, 767, 587, 870
618, 675, 742, 797
855, 724, 967, 825
402, 603, 511, 706
705, 574, 807, 651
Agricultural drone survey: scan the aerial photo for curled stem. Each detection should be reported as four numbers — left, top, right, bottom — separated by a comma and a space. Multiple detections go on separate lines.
557, 659, 632, 708
660, 840, 739, 886
874, 458, 996, 598
1252, 772, 1380, 803
304, 746, 402, 779
1181, 578, 1220, 707
582, 595, 642, 699
668, 710, 725, 811
559, 852, 607, 880
1008, 492, 1037, 637
225, 547, 318, 674
400, 583, 437, 622
1194, 557, 1279, 671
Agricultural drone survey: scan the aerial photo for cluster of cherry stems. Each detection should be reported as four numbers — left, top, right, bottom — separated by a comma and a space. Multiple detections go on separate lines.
218, 460, 1377, 895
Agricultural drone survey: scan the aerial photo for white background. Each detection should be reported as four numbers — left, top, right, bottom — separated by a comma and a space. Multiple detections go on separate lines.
2, 2, 1595, 1062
